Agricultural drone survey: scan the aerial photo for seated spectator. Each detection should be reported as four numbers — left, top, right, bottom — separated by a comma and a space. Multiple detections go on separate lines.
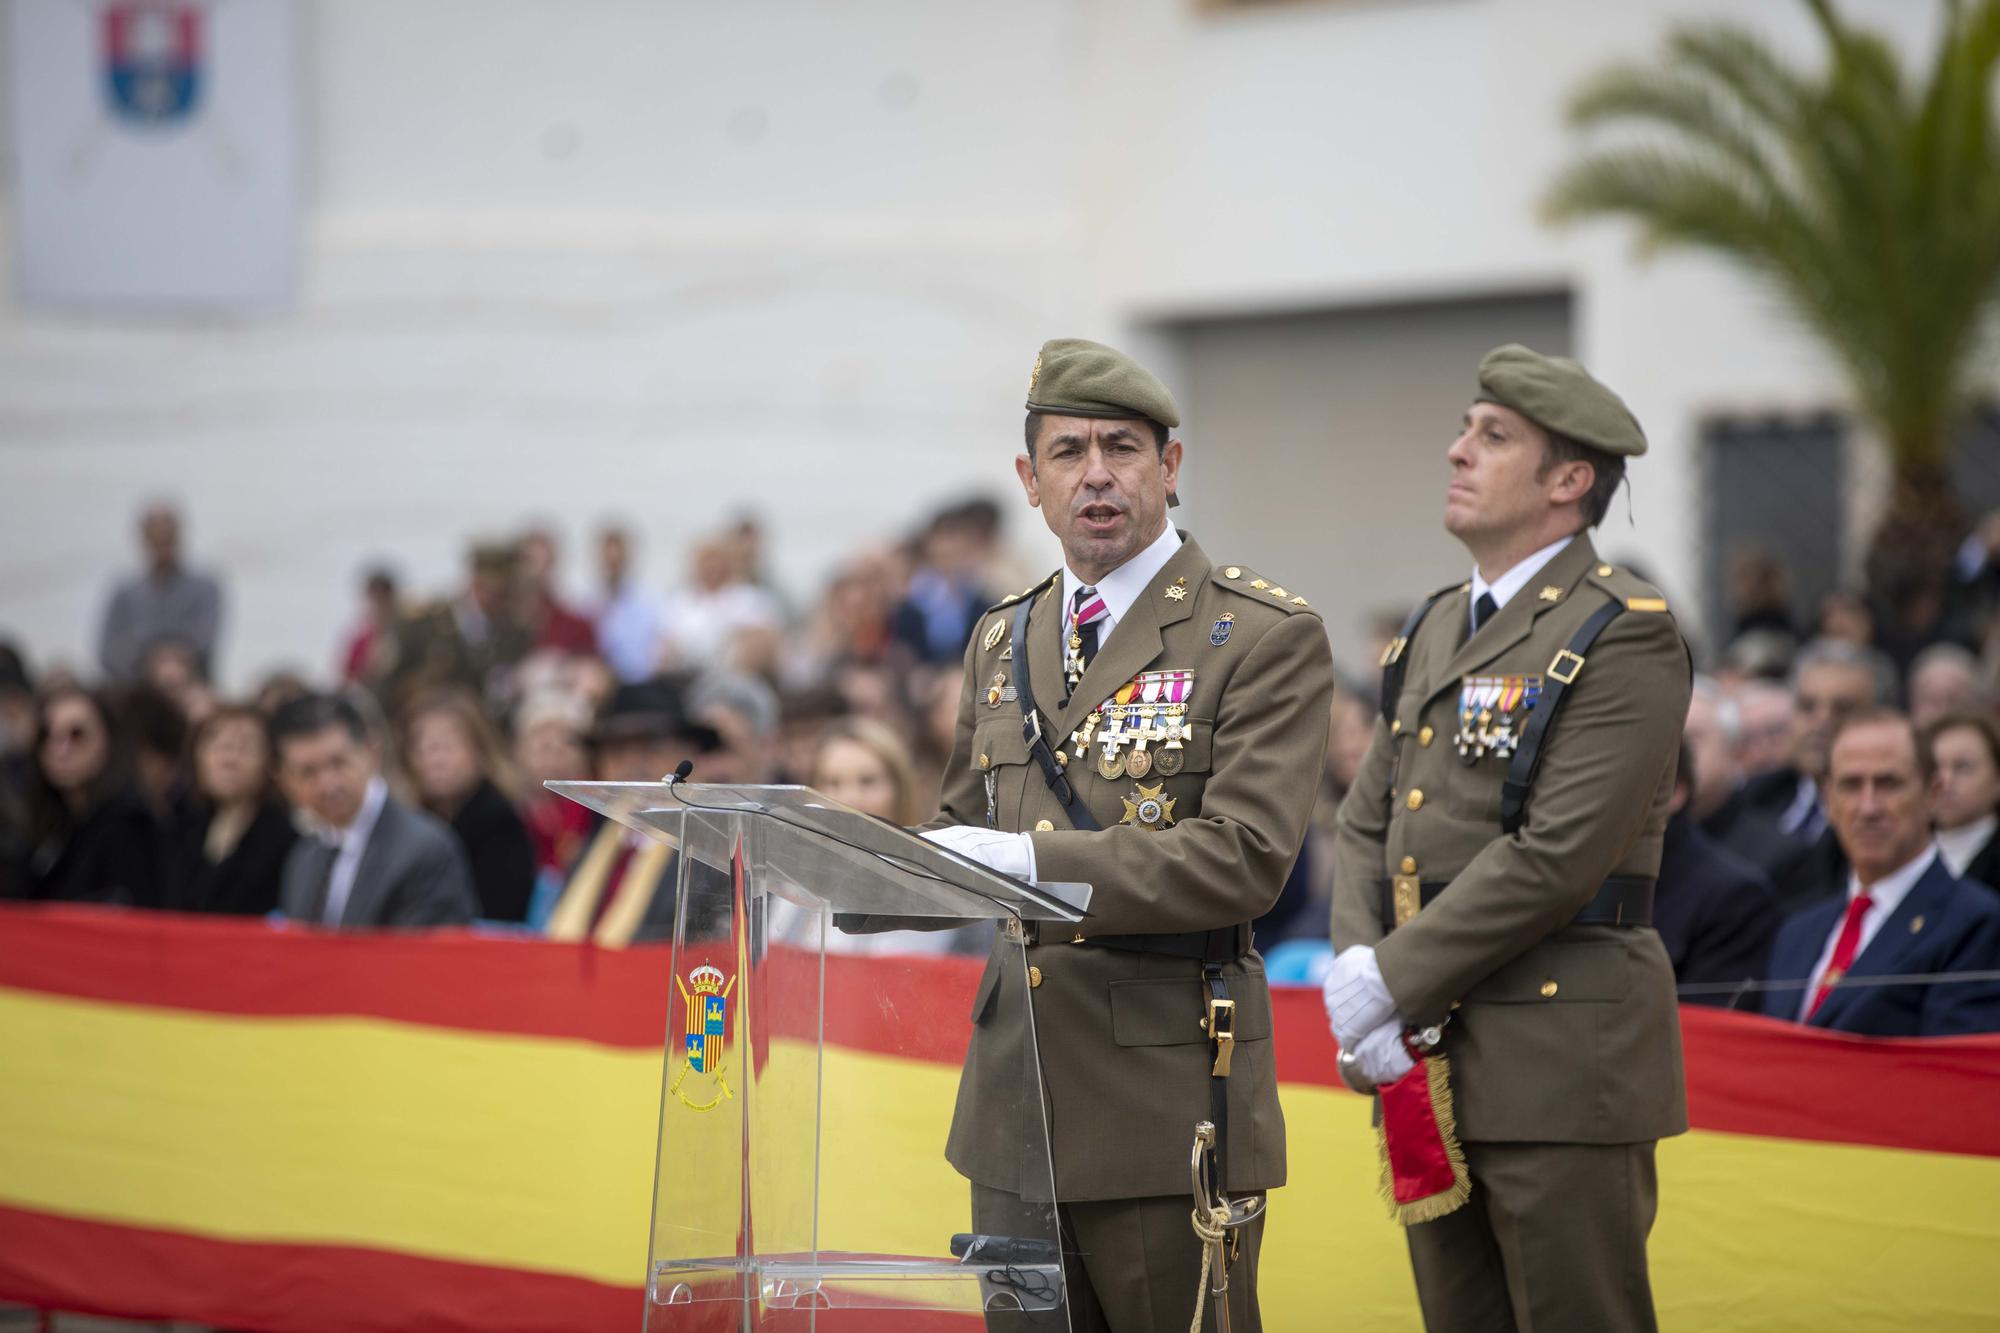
1732, 680, 1795, 777
165, 705, 298, 916
890, 506, 993, 666
660, 538, 782, 671
1656, 741, 1780, 1005
272, 693, 476, 929
1758, 711, 2000, 1036
544, 678, 723, 946
1685, 676, 1813, 892
513, 689, 595, 878
140, 638, 216, 729
339, 565, 401, 686
124, 682, 191, 821
690, 669, 781, 785
1909, 643, 1986, 729
591, 525, 666, 684
1743, 638, 1897, 909
1925, 712, 2000, 889
0, 642, 36, 897
8, 687, 161, 907
519, 526, 599, 657
402, 690, 538, 923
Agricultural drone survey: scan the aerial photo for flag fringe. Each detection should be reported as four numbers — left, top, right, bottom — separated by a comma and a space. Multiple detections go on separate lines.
1375, 1050, 1472, 1226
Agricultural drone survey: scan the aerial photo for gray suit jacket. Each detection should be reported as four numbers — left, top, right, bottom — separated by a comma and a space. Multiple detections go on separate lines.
280, 798, 478, 929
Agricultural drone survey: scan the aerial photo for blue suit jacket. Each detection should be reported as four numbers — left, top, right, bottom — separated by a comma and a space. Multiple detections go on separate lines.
1758, 855, 2000, 1037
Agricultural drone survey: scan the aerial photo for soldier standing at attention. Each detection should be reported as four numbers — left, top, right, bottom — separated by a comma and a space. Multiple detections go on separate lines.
919, 338, 1335, 1330
1324, 346, 1690, 1332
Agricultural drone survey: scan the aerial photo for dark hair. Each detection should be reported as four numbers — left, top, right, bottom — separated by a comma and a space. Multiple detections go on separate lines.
1828, 708, 1935, 782
123, 683, 189, 761
1536, 432, 1625, 528
28, 686, 132, 845
190, 703, 281, 805
1024, 412, 1169, 460
1921, 711, 2000, 777
269, 692, 369, 755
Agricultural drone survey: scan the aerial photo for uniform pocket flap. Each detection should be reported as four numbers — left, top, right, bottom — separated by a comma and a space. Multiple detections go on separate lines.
1463, 941, 1629, 1004
972, 717, 1032, 768
1109, 974, 1273, 1046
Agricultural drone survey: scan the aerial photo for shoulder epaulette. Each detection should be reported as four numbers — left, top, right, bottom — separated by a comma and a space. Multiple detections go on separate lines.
984, 570, 1059, 615
1211, 564, 1318, 614
1583, 561, 1671, 614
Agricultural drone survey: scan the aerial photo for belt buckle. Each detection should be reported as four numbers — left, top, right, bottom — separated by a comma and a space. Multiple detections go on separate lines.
1392, 874, 1421, 927
1205, 997, 1236, 1078
1548, 649, 1586, 684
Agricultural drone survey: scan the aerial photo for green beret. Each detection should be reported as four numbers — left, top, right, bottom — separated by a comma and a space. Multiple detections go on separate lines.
1025, 338, 1180, 430
1475, 344, 1646, 457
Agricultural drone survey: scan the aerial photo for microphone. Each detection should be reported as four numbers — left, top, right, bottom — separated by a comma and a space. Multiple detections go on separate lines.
663, 759, 694, 785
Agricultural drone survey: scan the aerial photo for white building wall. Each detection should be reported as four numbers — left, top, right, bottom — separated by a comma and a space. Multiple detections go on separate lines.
0, 0, 1966, 685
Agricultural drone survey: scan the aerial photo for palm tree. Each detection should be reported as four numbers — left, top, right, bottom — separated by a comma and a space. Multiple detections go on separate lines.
1544, 0, 2000, 625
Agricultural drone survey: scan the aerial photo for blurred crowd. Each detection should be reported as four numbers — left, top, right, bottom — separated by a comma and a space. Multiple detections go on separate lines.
5, 503, 2000, 1031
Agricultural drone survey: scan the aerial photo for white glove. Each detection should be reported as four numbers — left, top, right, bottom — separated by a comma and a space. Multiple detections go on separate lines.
1322, 945, 1398, 1050
920, 826, 1038, 883
1349, 1020, 1416, 1087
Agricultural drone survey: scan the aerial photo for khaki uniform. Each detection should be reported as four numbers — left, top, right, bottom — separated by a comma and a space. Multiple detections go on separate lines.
936, 533, 1334, 1330
1331, 533, 1690, 1332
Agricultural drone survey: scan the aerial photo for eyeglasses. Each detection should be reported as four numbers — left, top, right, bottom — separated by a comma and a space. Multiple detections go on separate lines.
43, 724, 95, 747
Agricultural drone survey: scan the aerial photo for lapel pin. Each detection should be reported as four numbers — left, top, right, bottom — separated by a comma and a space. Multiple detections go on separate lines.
1909, 915, 1925, 934
1537, 586, 1563, 602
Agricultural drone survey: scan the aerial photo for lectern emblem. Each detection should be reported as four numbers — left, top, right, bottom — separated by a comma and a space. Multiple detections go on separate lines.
670, 964, 737, 1112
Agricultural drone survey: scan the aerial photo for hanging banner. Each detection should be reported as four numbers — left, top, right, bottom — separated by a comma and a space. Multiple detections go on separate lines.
6, 0, 301, 310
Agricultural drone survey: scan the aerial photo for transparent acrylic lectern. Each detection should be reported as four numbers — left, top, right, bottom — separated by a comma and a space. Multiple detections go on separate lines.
550, 781, 1093, 1329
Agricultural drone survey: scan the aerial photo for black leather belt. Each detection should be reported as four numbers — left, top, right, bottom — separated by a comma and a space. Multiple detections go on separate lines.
1376, 874, 1654, 931
1018, 921, 1252, 964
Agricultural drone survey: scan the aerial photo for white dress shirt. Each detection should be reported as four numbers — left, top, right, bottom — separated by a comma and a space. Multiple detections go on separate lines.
1060, 523, 1184, 642
1935, 815, 1996, 880
1797, 846, 1935, 1020
1469, 535, 1575, 631
320, 777, 389, 926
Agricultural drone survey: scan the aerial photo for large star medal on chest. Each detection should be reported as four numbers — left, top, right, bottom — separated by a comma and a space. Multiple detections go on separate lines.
1121, 782, 1176, 830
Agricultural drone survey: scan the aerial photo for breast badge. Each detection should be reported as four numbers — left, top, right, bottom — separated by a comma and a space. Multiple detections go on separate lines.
1209, 613, 1234, 647
985, 671, 1017, 708
1121, 782, 1177, 830
1455, 674, 1543, 761
670, 965, 736, 1112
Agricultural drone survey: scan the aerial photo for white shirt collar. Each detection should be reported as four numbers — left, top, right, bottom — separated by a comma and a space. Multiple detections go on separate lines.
1935, 815, 1996, 879
1060, 524, 1183, 637
1846, 845, 1935, 914
317, 775, 389, 851
1470, 534, 1575, 622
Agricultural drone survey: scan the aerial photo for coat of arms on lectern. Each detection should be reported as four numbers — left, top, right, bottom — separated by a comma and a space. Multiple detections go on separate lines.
670, 964, 736, 1112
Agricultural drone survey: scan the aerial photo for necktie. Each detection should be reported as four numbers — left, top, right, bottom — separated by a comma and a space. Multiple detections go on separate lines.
1066, 586, 1109, 694
1807, 892, 1874, 1018
1471, 592, 1499, 635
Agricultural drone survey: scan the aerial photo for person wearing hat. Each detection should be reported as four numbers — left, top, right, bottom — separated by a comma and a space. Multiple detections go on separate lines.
1324, 346, 1690, 1330
544, 676, 723, 946
911, 338, 1335, 1329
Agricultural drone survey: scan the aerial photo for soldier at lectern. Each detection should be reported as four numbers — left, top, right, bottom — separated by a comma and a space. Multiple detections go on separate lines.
916, 338, 1335, 1329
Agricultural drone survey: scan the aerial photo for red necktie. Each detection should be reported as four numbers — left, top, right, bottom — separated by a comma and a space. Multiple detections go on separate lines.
1807, 892, 1874, 1018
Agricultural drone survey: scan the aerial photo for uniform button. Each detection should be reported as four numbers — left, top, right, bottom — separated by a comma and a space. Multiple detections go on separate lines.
1029, 966, 1043, 988
979, 754, 991, 770
1418, 726, 1434, 747
1224, 566, 1242, 579
1391, 719, 1403, 735
1540, 980, 1559, 998
1406, 789, 1424, 811
1071, 933, 1087, 945
1034, 819, 1054, 832
1400, 856, 1417, 875
1597, 565, 1614, 576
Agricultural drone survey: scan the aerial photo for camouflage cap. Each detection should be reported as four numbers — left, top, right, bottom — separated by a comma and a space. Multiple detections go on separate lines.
1475, 344, 1646, 457
1025, 338, 1181, 430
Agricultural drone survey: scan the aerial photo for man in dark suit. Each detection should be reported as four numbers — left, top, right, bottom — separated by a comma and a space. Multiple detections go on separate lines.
1924, 711, 2000, 890
1685, 675, 1814, 897
1656, 741, 1780, 1006
1742, 639, 1896, 910
1759, 710, 2000, 1036
272, 694, 477, 929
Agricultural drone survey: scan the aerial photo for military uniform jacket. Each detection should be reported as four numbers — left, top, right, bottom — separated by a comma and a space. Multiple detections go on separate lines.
933, 534, 1335, 1203
1331, 534, 1691, 1145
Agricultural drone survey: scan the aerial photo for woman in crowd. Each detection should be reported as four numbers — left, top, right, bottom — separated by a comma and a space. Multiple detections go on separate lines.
511, 689, 594, 878
10, 687, 161, 906
166, 704, 298, 915
1926, 712, 2000, 890
807, 716, 983, 956
401, 690, 537, 922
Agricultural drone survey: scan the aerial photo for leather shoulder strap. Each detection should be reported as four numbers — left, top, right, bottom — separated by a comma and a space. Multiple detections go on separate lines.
1379, 584, 1460, 719
1499, 594, 1626, 835
1012, 595, 1101, 831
